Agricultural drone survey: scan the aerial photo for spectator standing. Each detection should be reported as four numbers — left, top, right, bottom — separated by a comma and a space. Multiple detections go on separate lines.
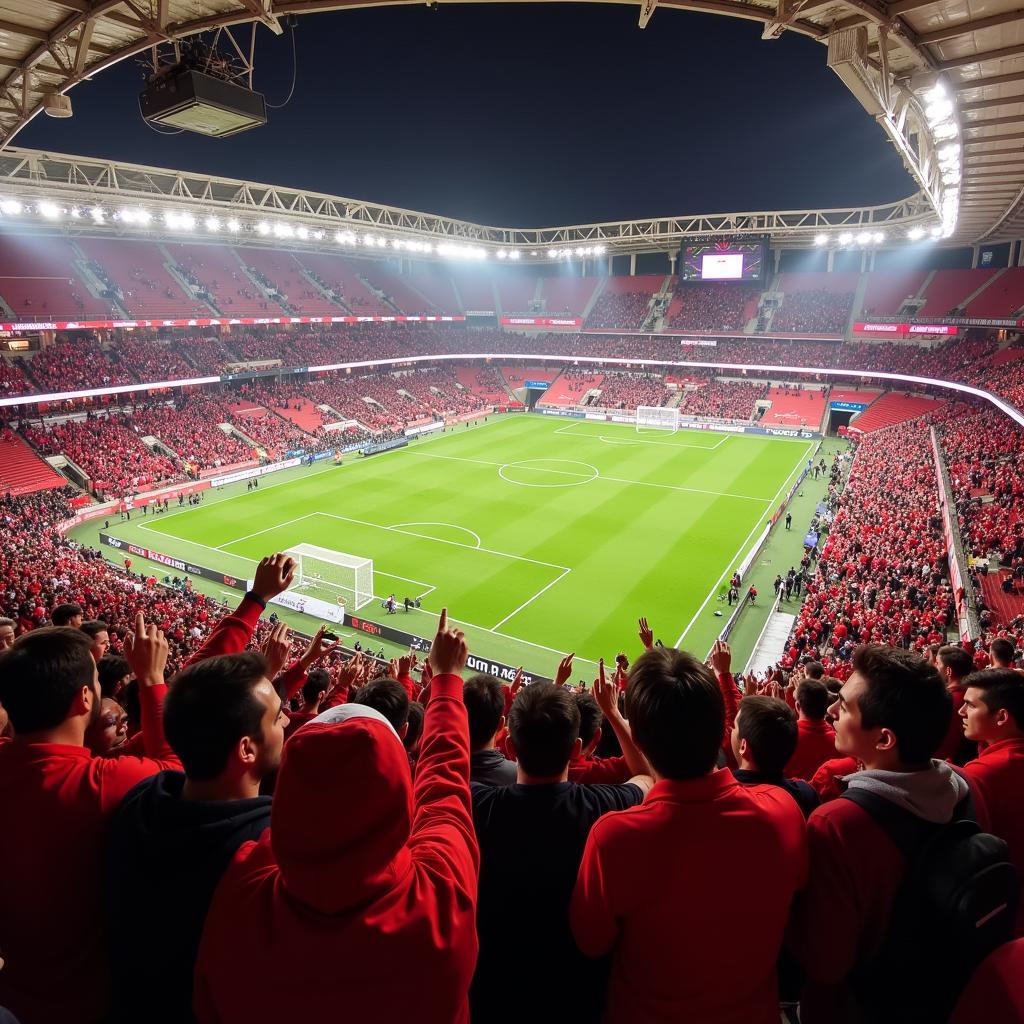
464, 673, 517, 786
785, 679, 837, 780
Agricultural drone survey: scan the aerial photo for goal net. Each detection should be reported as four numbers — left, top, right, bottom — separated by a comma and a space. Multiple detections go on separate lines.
285, 544, 374, 611
636, 406, 679, 431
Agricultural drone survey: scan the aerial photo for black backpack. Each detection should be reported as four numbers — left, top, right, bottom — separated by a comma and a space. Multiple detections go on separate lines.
841, 786, 1019, 1024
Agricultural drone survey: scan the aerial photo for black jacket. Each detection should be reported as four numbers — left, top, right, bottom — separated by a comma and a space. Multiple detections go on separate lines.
470, 747, 518, 786
732, 767, 820, 819
103, 770, 272, 1024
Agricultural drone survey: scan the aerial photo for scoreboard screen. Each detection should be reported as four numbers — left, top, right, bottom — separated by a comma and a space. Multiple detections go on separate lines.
680, 238, 767, 283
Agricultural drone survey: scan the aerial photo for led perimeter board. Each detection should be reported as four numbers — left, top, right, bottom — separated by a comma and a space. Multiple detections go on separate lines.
679, 237, 768, 283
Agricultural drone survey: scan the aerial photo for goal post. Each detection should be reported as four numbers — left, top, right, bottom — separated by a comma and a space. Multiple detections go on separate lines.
636, 406, 679, 431
285, 544, 374, 611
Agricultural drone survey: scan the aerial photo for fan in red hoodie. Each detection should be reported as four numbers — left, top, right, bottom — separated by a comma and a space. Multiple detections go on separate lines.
194, 609, 480, 1024
785, 679, 837, 780
0, 553, 294, 1024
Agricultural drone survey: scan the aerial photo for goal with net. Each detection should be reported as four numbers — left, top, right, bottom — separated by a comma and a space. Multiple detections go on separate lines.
636, 406, 679, 431
285, 544, 374, 611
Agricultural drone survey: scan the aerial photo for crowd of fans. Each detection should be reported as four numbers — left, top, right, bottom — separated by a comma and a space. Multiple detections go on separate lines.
592, 372, 670, 410
669, 283, 761, 332
770, 289, 855, 335
585, 290, 652, 330
678, 377, 767, 420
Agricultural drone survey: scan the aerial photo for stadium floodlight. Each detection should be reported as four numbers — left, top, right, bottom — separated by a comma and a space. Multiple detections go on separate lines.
163, 211, 196, 231
204, 215, 221, 231
496, 250, 507, 259
932, 121, 958, 141
226, 218, 241, 232
0, 199, 22, 215
575, 247, 585, 256
938, 142, 961, 163
930, 226, 943, 238
313, 230, 325, 240
856, 232, 872, 245
90, 206, 105, 223
296, 226, 309, 240
38, 201, 61, 219
530, 250, 538, 256
925, 82, 946, 102
925, 99, 954, 126
547, 250, 558, 258
256, 221, 270, 235
594, 245, 606, 255
814, 233, 829, 246
838, 232, 853, 246
510, 250, 521, 259
907, 227, 926, 241
272, 222, 294, 238
872, 232, 885, 244
70, 206, 82, 219
285, 544, 374, 612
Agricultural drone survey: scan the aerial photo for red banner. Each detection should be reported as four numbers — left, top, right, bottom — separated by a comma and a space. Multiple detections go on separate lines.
500, 316, 582, 328
853, 322, 959, 338
0, 315, 467, 334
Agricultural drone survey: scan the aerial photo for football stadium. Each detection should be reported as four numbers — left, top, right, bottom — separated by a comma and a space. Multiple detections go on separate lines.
2, 0, 1024, 1022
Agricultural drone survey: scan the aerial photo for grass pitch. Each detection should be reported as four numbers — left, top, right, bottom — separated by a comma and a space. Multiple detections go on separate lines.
99, 414, 813, 676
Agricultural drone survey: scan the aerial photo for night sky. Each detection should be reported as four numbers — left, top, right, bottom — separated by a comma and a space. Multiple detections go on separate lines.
18, 4, 912, 227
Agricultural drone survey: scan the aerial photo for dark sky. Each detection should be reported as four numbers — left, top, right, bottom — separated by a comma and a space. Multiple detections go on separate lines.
18, 4, 912, 227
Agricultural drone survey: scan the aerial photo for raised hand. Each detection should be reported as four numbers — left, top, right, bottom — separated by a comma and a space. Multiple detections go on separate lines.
387, 658, 400, 680
554, 652, 574, 687
300, 625, 339, 666
398, 651, 416, 677
638, 617, 654, 650
123, 611, 168, 686
428, 608, 469, 676
511, 666, 525, 695
251, 553, 297, 603
710, 638, 732, 677
593, 658, 619, 720
336, 651, 363, 690
261, 621, 291, 680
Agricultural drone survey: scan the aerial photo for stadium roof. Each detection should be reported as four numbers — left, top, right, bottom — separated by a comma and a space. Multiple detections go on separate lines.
4, 0, 1023, 244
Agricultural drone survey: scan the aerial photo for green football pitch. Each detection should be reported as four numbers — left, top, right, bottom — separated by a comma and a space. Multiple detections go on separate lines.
90, 414, 814, 677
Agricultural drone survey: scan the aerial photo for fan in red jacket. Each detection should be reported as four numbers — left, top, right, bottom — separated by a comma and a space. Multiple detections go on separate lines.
194, 609, 480, 1024
785, 679, 837, 780
959, 668, 1024, 935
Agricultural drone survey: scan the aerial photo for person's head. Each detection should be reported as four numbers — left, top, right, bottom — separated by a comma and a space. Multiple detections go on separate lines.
830, 644, 951, 771
625, 646, 723, 781
80, 620, 110, 662
937, 644, 974, 687
960, 669, 1024, 745
85, 697, 129, 756
164, 651, 285, 786
925, 643, 942, 666
463, 674, 505, 753
300, 668, 330, 712
96, 655, 131, 699
51, 602, 83, 628
575, 691, 604, 756
0, 627, 100, 736
507, 683, 581, 779
0, 617, 16, 651
353, 678, 410, 738
989, 638, 1017, 670
803, 660, 825, 681
404, 701, 424, 753
796, 679, 830, 721
731, 696, 798, 774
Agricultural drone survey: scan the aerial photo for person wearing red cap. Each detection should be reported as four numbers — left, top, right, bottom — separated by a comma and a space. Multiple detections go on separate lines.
194, 609, 479, 1024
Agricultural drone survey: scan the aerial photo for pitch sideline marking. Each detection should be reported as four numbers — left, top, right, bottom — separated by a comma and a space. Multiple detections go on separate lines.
672, 441, 814, 648
491, 566, 572, 631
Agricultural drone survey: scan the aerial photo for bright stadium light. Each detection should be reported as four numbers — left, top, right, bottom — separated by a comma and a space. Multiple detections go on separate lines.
205, 215, 221, 231
930, 226, 943, 238
838, 232, 853, 246
70, 206, 82, 219
510, 250, 521, 259
932, 121, 958, 141
38, 201, 61, 219
226, 218, 241, 232
0, 199, 22, 215
907, 226, 926, 241
272, 222, 294, 238
296, 226, 309, 240
163, 210, 196, 231
547, 250, 558, 259
856, 231, 872, 245
256, 221, 271, 235
313, 230, 325, 240
593, 245, 606, 255
814, 233, 829, 246
496, 250, 507, 259
90, 206, 105, 223
925, 99, 954, 126
872, 232, 885, 244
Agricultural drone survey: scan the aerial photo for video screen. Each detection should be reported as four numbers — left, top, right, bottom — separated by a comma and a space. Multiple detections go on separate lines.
680, 238, 767, 283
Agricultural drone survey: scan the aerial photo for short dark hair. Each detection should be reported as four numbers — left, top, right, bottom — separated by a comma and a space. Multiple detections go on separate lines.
938, 644, 974, 681
823, 676, 843, 697
463, 674, 505, 751
164, 652, 269, 780
964, 669, 1024, 729
0, 627, 96, 733
353, 678, 410, 732
301, 668, 330, 706
97, 655, 131, 698
853, 644, 951, 765
804, 661, 825, 680
405, 701, 425, 752
51, 602, 83, 626
990, 638, 1016, 667
80, 620, 109, 640
507, 683, 580, 778
575, 691, 603, 747
737, 696, 798, 774
797, 679, 830, 720
625, 647, 723, 781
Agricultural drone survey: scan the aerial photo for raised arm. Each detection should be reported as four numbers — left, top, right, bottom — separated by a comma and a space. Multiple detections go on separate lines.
594, 657, 652, 787
710, 639, 740, 748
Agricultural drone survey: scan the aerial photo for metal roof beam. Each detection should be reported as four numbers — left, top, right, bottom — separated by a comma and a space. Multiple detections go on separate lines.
961, 95, 1024, 112
955, 70, 1024, 90
960, 113, 1024, 127
965, 130, 1024, 142
918, 10, 1024, 46
887, 0, 941, 14
938, 42, 1024, 71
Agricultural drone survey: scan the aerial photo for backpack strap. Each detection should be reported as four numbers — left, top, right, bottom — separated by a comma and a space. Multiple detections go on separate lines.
840, 788, 937, 859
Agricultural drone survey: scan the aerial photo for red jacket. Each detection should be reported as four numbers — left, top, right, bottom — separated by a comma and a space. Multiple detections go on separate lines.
961, 737, 1024, 935
0, 685, 178, 1024
785, 719, 837, 780
570, 770, 807, 1024
809, 756, 859, 802
194, 673, 479, 1024
950, 938, 1024, 1024
568, 753, 630, 785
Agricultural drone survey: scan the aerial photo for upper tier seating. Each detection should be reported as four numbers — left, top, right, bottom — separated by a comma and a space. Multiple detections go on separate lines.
917, 269, 998, 318
849, 392, 945, 433
0, 235, 114, 319
859, 270, 929, 318
165, 243, 288, 317
538, 276, 601, 317
0, 428, 68, 495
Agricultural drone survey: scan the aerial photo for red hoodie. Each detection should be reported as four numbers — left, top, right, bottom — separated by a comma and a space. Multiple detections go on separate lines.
0, 592, 264, 1024
785, 718, 837, 780
194, 673, 480, 1024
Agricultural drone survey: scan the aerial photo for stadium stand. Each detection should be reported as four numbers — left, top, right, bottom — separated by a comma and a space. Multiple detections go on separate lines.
859, 269, 929, 318
760, 385, 826, 428
773, 273, 857, 334
0, 235, 114, 319
0, 427, 68, 494
668, 282, 761, 332
166, 243, 289, 317
848, 392, 946, 433
594, 372, 670, 409
678, 378, 766, 420
0, 356, 29, 397
291, 253, 388, 314
538, 275, 601, 317
537, 368, 603, 406
917, 269, 998, 318
495, 272, 539, 315
585, 275, 663, 330
454, 365, 511, 404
